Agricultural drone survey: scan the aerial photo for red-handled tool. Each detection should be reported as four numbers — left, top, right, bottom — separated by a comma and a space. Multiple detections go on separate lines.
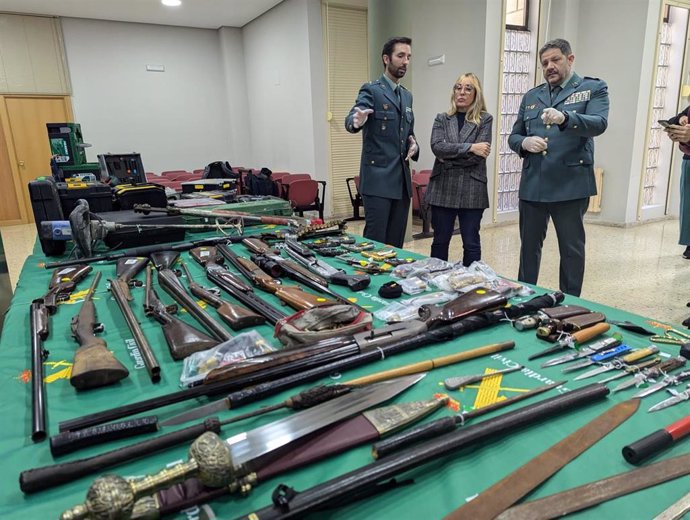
622, 415, 690, 464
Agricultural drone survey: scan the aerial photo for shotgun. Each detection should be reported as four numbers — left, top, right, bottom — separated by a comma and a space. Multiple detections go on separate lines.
108, 257, 161, 383
30, 300, 50, 442
217, 244, 337, 311
70, 272, 130, 390
150, 251, 232, 342
143, 265, 218, 360
179, 261, 265, 331
42, 264, 93, 313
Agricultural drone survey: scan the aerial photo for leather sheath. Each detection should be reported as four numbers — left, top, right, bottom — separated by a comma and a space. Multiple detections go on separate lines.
539, 304, 591, 320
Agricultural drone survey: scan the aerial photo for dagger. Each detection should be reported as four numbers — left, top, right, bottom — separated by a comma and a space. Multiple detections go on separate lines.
444, 365, 523, 390
540, 336, 621, 368
633, 370, 690, 399
573, 346, 660, 381
561, 343, 633, 373
60, 374, 424, 520
612, 356, 687, 393
647, 385, 690, 412
527, 322, 610, 360
596, 357, 662, 385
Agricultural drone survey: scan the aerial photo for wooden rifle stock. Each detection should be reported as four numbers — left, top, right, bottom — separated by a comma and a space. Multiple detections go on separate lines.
108, 257, 161, 384
42, 264, 92, 313
70, 272, 130, 390
180, 262, 264, 330
143, 265, 218, 360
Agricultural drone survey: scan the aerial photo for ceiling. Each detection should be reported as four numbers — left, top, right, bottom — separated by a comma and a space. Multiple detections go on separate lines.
0, 0, 285, 29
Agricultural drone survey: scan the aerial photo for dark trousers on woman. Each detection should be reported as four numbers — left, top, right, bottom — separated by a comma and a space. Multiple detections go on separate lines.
430, 205, 484, 266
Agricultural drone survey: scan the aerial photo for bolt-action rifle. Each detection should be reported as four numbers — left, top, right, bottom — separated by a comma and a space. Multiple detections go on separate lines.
108, 257, 161, 384
70, 272, 130, 390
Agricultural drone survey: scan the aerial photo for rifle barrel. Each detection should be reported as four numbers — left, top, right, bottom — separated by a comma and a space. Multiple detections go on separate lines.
30, 300, 50, 442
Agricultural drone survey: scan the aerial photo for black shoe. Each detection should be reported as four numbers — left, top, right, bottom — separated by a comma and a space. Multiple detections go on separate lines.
684, 246, 690, 259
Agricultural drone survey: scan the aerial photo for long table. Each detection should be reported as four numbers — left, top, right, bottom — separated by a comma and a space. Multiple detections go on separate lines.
1, 229, 689, 520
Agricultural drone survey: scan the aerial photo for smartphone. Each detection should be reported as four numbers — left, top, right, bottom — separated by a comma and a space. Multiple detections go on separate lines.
658, 119, 671, 128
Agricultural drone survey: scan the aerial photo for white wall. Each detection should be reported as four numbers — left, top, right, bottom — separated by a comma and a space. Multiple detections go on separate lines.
62, 18, 233, 174
242, 0, 328, 183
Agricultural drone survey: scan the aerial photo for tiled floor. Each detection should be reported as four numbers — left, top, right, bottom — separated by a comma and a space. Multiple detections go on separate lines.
2, 217, 689, 325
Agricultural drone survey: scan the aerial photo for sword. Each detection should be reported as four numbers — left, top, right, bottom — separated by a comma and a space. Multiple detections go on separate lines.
60, 374, 423, 520
572, 346, 659, 381
495, 452, 690, 520
655, 490, 690, 520
443, 399, 639, 520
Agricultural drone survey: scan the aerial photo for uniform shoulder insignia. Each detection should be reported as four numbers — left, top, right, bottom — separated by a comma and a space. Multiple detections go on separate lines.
399, 84, 408, 91
526, 82, 546, 94
583, 76, 602, 81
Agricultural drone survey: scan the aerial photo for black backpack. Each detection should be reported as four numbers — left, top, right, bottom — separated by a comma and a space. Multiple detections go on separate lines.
246, 168, 278, 196
202, 161, 237, 179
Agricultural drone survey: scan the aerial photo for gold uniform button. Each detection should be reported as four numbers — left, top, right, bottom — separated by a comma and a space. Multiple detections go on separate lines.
579, 160, 584, 164
573, 110, 577, 113
544, 137, 549, 142
546, 124, 552, 129
542, 150, 548, 156
574, 125, 578, 129
370, 160, 375, 164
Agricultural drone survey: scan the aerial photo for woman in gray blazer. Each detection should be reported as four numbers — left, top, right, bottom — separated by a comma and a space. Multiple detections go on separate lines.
426, 72, 493, 266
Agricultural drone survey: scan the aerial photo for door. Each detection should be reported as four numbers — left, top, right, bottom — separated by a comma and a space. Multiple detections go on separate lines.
1, 95, 73, 223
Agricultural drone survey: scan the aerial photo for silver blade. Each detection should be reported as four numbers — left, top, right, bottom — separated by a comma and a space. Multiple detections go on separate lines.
560, 358, 595, 373
612, 373, 647, 393
648, 390, 690, 412
632, 379, 669, 398
226, 373, 425, 468
162, 396, 231, 426
654, 490, 690, 520
597, 370, 630, 385
573, 363, 614, 381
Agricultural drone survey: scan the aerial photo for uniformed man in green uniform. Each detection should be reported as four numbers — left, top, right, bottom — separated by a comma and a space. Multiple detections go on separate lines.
508, 38, 609, 296
345, 37, 419, 248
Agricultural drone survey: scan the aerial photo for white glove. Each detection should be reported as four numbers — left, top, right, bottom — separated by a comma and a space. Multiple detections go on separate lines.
406, 136, 418, 161
541, 107, 565, 125
352, 107, 373, 129
521, 136, 548, 153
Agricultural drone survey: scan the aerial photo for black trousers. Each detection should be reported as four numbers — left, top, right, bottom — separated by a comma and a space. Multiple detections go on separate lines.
430, 205, 485, 266
518, 197, 589, 297
361, 194, 410, 248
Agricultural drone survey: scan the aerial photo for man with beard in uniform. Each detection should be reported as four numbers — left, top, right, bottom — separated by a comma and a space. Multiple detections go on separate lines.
346, 36, 419, 248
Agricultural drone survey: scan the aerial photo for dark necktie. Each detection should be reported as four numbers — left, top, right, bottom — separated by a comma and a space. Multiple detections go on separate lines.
395, 86, 402, 106
550, 86, 562, 103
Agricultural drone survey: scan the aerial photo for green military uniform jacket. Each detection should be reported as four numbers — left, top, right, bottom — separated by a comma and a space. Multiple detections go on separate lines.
508, 73, 609, 202
345, 75, 418, 199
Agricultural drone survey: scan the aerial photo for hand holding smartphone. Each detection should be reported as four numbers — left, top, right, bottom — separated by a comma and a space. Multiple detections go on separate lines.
658, 119, 671, 128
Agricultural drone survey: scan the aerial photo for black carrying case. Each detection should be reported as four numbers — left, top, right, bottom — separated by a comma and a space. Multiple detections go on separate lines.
112, 183, 168, 210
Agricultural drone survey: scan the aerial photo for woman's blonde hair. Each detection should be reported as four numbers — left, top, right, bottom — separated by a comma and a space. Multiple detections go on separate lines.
447, 72, 486, 125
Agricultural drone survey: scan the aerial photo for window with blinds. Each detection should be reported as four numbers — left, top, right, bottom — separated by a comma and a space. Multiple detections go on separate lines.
0, 14, 70, 95
324, 5, 368, 219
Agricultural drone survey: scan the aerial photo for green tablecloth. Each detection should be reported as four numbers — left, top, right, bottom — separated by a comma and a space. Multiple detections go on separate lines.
1, 229, 688, 520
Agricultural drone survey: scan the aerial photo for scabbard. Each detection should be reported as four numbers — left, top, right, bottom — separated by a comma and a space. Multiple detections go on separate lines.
19, 418, 221, 494
148, 416, 381, 518
236, 383, 608, 520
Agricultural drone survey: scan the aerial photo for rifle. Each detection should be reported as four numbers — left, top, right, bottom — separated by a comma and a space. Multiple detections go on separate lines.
143, 265, 218, 360
179, 261, 265, 331
133, 203, 308, 227
150, 251, 232, 342
108, 257, 161, 383
58, 292, 565, 433
43, 235, 247, 270
42, 264, 93, 313
283, 238, 370, 291
30, 300, 50, 442
70, 272, 130, 390
217, 244, 337, 311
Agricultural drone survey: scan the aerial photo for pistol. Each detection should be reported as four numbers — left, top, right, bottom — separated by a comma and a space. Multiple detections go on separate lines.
70, 272, 130, 390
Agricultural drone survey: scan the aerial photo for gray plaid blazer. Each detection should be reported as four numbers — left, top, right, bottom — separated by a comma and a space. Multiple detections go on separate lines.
425, 111, 493, 209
